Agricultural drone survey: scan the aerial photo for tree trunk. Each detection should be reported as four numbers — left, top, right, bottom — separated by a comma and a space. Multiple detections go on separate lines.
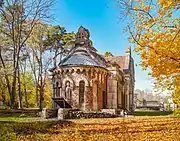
36, 85, 39, 107
21, 59, 28, 108
11, 47, 21, 109
11, 69, 17, 108
39, 66, 44, 110
0, 50, 12, 106
39, 50, 44, 110
24, 87, 28, 108
2, 91, 6, 106
39, 85, 44, 110
18, 66, 23, 109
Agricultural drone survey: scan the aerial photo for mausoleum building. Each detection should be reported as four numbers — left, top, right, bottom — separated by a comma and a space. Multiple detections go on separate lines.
50, 26, 135, 113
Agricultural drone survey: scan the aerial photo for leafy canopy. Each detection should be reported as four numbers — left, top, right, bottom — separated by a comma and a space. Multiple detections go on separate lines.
119, 0, 180, 103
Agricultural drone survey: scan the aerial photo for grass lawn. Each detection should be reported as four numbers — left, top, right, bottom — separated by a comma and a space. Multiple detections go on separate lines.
135, 110, 173, 116
0, 115, 180, 141
0, 111, 40, 122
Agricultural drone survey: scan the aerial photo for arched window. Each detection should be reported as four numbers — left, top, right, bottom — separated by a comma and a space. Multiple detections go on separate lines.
65, 81, 70, 99
79, 80, 85, 105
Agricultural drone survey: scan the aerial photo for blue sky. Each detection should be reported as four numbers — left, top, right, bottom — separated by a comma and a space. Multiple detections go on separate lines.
51, 0, 154, 90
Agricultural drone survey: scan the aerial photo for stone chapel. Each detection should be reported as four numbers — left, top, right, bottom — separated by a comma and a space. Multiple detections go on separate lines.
50, 26, 135, 113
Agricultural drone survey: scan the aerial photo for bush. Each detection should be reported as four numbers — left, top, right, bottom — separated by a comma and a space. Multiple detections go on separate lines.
173, 108, 180, 117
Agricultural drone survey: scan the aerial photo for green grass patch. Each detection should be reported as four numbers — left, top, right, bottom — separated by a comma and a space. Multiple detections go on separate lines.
0, 119, 74, 141
0, 109, 41, 119
135, 110, 173, 116
0, 112, 40, 122
0, 116, 40, 122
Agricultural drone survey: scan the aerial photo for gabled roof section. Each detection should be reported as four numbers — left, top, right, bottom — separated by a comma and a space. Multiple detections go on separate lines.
105, 56, 126, 69
105, 46, 133, 72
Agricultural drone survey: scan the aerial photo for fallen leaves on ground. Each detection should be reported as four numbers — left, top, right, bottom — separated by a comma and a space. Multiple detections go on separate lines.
1, 116, 180, 141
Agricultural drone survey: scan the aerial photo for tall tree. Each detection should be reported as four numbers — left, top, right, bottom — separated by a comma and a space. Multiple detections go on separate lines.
45, 25, 75, 67
118, 0, 180, 99
26, 22, 75, 109
104, 52, 113, 57
19, 51, 29, 107
0, 0, 54, 108
26, 22, 52, 109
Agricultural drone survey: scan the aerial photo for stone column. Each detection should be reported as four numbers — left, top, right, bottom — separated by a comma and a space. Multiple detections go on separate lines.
107, 73, 118, 109
96, 72, 100, 111
126, 93, 129, 110
84, 86, 92, 111
96, 84, 98, 111
126, 81, 130, 110
93, 82, 98, 111
98, 72, 103, 110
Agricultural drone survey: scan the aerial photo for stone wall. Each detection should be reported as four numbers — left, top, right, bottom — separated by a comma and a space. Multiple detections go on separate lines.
59, 109, 118, 119
52, 66, 108, 112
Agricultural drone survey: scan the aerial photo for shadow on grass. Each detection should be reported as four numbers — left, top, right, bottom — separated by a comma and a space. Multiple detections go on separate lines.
135, 111, 173, 116
0, 120, 75, 135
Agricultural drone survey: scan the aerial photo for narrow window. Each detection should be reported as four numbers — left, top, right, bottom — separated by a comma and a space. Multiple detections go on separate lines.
56, 82, 59, 97
79, 80, 85, 104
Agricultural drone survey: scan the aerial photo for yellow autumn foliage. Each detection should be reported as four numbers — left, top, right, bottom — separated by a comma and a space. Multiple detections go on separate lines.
125, 0, 180, 102
144, 6, 150, 11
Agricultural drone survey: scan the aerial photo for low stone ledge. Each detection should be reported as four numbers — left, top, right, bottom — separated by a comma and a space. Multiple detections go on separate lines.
41, 108, 58, 119
101, 109, 117, 115
66, 110, 118, 119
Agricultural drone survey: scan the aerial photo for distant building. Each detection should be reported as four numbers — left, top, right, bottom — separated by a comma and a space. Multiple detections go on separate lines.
50, 26, 135, 113
136, 99, 162, 110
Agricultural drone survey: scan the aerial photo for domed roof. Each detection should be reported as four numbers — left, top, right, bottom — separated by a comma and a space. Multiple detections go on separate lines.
59, 46, 106, 68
